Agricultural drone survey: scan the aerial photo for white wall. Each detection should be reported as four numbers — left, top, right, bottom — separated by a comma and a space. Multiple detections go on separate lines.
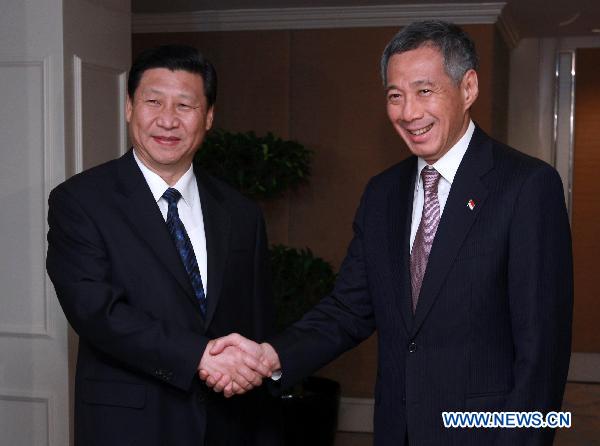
507, 37, 556, 163
0, 1, 69, 444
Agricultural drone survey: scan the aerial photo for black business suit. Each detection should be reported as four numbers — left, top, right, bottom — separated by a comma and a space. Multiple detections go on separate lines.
270, 126, 573, 445
47, 150, 281, 446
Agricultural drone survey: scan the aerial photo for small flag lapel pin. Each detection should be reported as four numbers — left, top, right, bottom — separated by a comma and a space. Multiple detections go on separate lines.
467, 199, 476, 210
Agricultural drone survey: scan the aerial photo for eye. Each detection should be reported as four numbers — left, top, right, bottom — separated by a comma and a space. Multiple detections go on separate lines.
387, 92, 402, 104
419, 89, 432, 96
145, 99, 160, 106
177, 103, 200, 112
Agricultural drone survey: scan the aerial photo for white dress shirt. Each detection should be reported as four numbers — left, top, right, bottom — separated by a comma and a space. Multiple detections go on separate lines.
133, 150, 208, 296
410, 120, 475, 252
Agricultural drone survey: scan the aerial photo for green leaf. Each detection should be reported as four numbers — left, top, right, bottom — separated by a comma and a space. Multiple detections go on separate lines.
269, 244, 337, 331
195, 128, 312, 200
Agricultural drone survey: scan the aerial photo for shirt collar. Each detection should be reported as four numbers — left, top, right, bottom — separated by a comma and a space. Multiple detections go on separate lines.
416, 120, 475, 185
133, 149, 197, 208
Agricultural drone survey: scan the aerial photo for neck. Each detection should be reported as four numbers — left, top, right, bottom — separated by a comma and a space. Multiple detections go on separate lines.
133, 148, 191, 186
158, 170, 186, 187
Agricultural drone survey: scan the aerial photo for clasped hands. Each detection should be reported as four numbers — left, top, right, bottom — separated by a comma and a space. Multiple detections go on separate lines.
198, 333, 280, 398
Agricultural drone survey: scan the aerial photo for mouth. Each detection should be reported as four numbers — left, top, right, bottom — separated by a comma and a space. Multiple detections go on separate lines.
153, 135, 181, 144
406, 123, 433, 136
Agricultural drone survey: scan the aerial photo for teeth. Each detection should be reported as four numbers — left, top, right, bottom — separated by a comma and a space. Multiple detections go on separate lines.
408, 124, 433, 136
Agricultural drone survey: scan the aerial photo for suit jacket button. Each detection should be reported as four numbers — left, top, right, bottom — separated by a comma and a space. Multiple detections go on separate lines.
408, 341, 417, 353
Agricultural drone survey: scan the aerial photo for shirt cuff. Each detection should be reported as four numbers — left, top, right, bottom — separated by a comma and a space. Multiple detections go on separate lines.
270, 369, 282, 381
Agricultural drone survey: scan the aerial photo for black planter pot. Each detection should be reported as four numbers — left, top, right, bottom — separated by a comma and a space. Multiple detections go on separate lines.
280, 376, 341, 446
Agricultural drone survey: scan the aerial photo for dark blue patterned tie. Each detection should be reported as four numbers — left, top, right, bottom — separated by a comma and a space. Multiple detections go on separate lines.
162, 188, 207, 316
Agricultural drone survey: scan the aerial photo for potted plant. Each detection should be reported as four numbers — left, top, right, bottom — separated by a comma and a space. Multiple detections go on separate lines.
270, 245, 336, 331
196, 129, 340, 446
270, 245, 340, 446
195, 129, 312, 200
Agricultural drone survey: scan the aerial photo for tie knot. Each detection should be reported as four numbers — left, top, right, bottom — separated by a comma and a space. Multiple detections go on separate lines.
421, 167, 441, 192
162, 187, 182, 206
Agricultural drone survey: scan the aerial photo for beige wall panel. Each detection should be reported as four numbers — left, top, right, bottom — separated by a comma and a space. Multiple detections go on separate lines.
287, 27, 407, 396
287, 27, 407, 266
463, 25, 495, 138
572, 47, 600, 352
133, 31, 291, 137
491, 27, 509, 142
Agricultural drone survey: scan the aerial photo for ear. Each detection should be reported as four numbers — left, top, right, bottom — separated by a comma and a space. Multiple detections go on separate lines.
125, 96, 133, 123
461, 69, 479, 110
205, 106, 215, 131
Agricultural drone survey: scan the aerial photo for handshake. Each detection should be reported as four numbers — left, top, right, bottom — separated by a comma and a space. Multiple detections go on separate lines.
198, 333, 281, 398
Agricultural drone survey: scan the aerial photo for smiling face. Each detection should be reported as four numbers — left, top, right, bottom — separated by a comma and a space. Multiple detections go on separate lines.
385, 44, 478, 164
126, 67, 214, 184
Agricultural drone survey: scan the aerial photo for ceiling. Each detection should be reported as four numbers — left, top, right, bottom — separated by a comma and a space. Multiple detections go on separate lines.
131, 0, 600, 38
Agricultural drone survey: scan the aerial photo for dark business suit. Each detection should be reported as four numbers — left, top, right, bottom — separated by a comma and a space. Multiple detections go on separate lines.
47, 150, 281, 446
270, 126, 572, 445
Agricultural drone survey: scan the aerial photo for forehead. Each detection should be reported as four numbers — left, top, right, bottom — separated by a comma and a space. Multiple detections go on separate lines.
386, 45, 448, 86
136, 68, 204, 97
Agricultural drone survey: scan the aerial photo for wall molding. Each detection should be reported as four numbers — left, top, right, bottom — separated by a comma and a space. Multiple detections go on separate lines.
73, 55, 84, 175
73, 55, 128, 174
0, 59, 51, 339
43, 55, 55, 339
568, 352, 600, 383
338, 397, 374, 433
0, 390, 51, 445
133, 3, 507, 34
497, 7, 520, 49
119, 72, 128, 156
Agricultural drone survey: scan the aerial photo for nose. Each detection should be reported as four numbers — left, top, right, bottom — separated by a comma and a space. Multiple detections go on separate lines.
156, 105, 180, 129
399, 95, 423, 122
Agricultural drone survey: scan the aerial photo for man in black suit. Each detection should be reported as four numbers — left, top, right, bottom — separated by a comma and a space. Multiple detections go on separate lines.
47, 45, 280, 445
206, 21, 573, 445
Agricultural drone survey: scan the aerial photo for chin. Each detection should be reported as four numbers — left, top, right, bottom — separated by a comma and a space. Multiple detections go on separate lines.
406, 146, 431, 159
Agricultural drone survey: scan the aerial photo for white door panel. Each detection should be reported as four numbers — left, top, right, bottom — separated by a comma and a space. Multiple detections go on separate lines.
0, 1, 130, 445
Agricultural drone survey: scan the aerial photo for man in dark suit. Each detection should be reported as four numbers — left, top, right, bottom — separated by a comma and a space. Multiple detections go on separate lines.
206, 21, 573, 445
47, 45, 280, 445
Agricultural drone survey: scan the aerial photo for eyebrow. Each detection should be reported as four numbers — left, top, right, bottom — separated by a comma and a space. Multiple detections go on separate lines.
385, 79, 435, 92
142, 88, 164, 96
411, 79, 434, 87
176, 93, 197, 102
142, 88, 198, 102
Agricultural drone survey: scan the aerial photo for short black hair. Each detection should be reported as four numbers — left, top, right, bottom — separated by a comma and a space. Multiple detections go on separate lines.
381, 20, 478, 86
127, 44, 217, 107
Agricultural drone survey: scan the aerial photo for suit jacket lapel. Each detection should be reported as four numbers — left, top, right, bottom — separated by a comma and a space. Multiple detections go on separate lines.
194, 165, 231, 331
412, 127, 494, 334
114, 151, 200, 312
387, 156, 417, 334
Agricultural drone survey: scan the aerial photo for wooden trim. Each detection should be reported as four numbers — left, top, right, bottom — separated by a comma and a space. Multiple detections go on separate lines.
133, 3, 506, 33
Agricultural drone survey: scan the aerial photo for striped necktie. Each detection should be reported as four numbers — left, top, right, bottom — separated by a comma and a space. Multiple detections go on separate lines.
410, 167, 441, 313
162, 187, 207, 316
